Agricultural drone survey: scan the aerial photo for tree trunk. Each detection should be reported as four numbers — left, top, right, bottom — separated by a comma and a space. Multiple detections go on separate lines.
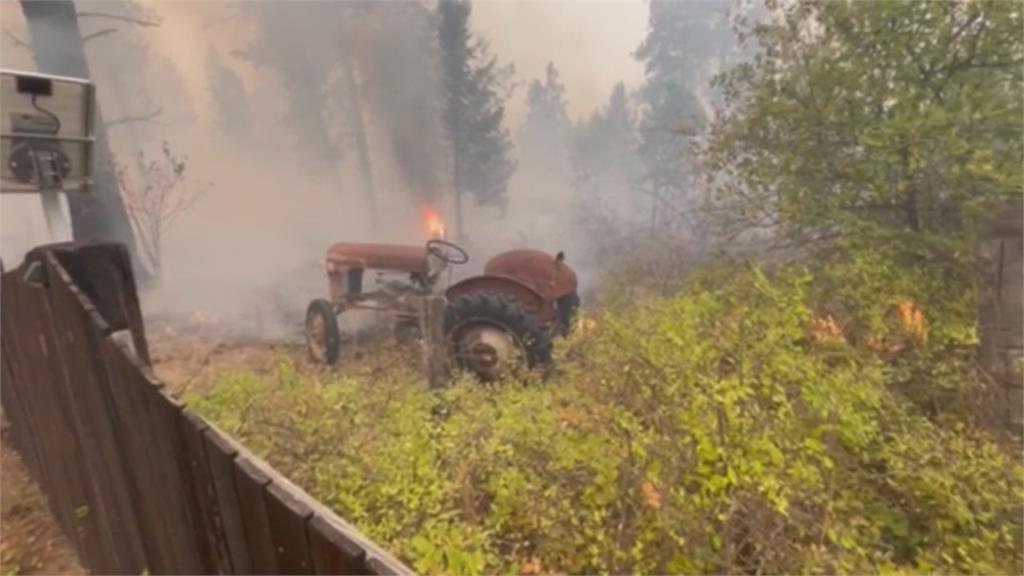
899, 146, 921, 232
101, 58, 149, 193
339, 14, 379, 226
454, 185, 464, 243
650, 187, 660, 236
19, 0, 143, 273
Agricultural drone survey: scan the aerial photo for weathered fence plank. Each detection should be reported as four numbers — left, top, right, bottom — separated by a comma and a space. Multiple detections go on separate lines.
204, 428, 254, 574
146, 388, 216, 573
1, 274, 50, 502
39, 242, 150, 363
2, 263, 107, 569
366, 554, 402, 576
45, 253, 149, 573
308, 515, 372, 575
234, 457, 281, 574
102, 334, 188, 573
180, 409, 234, 574
1, 338, 40, 483
977, 201, 1024, 434
265, 482, 315, 574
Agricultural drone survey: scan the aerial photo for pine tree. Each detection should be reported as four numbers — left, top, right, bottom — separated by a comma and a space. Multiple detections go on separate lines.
572, 83, 640, 203
206, 48, 251, 142
518, 62, 571, 180
439, 0, 515, 239
571, 82, 645, 237
502, 62, 575, 248
351, 3, 445, 207
235, 2, 349, 171
635, 0, 728, 233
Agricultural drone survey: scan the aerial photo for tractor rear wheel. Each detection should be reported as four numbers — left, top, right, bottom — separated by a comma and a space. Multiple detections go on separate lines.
306, 299, 340, 365
444, 292, 552, 381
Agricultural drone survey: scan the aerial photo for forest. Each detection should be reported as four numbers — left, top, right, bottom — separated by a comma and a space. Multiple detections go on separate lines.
2, 0, 1022, 574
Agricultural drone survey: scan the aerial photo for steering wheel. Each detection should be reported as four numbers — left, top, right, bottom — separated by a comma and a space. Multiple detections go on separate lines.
426, 239, 469, 265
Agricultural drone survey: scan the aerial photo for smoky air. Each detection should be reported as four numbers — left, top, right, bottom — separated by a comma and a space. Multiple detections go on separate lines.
0, 0, 741, 341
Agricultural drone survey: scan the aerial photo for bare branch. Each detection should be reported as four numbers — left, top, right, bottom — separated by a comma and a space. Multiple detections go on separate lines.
82, 28, 118, 43
118, 143, 203, 275
3, 28, 28, 49
105, 108, 166, 129
76, 11, 161, 27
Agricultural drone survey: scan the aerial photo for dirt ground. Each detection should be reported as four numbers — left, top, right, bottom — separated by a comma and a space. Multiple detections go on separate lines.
0, 426, 84, 576
147, 316, 408, 396
149, 333, 306, 396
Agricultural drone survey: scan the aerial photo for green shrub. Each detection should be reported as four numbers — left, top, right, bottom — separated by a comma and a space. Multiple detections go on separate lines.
190, 266, 1023, 575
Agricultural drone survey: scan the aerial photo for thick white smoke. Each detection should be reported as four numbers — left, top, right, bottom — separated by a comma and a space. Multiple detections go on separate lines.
1, 0, 651, 340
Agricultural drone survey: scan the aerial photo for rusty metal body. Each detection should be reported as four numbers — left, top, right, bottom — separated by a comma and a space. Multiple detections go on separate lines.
310, 241, 579, 375
445, 249, 578, 325
324, 242, 434, 317
323, 244, 577, 326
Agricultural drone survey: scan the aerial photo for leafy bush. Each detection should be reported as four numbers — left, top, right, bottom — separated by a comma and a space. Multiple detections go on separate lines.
703, 0, 1022, 250
189, 265, 1022, 574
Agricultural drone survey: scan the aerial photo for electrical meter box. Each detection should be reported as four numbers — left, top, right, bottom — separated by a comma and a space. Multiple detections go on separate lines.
1, 69, 95, 194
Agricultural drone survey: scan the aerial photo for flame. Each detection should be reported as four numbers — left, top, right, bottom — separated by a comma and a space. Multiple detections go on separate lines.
896, 298, 927, 344
423, 206, 446, 239
809, 314, 845, 345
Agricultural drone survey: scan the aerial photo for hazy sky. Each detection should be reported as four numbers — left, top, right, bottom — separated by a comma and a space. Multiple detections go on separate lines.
0, 0, 653, 307
472, 1, 649, 123
142, 0, 649, 126
2, 1, 650, 124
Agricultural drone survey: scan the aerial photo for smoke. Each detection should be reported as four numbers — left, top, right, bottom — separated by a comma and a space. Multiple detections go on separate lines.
133, 2, 450, 341
3, 0, 655, 342
349, 3, 447, 204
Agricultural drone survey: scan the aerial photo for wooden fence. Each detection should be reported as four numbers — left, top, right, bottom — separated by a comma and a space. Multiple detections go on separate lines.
0, 242, 411, 575
977, 201, 1024, 434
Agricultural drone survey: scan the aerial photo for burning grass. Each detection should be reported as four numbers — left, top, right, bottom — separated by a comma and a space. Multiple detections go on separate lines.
186, 264, 1023, 574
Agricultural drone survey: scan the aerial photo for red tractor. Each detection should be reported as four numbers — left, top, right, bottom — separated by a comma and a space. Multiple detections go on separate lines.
305, 239, 580, 380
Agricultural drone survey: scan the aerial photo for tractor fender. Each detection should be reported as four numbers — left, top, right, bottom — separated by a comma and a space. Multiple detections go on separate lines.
484, 249, 578, 302
445, 274, 555, 324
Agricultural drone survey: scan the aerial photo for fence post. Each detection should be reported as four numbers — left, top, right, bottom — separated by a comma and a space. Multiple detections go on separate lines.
976, 201, 1024, 434
420, 295, 448, 389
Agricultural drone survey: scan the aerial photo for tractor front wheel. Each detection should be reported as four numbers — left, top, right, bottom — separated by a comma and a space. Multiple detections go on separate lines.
306, 299, 341, 365
444, 293, 552, 382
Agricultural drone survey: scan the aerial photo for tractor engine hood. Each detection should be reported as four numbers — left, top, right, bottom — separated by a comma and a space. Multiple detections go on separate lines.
326, 242, 429, 273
